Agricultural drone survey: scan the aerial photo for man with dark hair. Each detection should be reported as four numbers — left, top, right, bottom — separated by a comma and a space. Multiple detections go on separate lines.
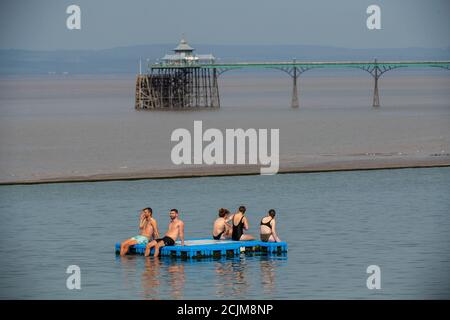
144, 209, 185, 257
120, 207, 159, 256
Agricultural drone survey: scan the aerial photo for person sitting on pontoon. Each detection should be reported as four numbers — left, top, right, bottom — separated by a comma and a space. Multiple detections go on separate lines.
144, 209, 185, 257
231, 206, 255, 241
120, 207, 159, 256
212, 208, 232, 240
260, 209, 281, 242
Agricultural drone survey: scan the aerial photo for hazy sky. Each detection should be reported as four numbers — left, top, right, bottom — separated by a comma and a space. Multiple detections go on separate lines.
0, 0, 449, 50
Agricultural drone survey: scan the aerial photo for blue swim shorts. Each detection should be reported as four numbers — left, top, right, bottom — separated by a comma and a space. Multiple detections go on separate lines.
131, 235, 149, 245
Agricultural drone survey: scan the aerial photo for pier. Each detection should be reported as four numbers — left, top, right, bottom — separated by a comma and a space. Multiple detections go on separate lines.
135, 38, 450, 109
135, 37, 219, 109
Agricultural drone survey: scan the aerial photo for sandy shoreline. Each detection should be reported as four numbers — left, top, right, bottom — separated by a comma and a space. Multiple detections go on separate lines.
1, 156, 449, 185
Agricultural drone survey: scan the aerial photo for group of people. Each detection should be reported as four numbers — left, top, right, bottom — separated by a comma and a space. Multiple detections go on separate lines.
119, 205, 281, 257
212, 206, 281, 243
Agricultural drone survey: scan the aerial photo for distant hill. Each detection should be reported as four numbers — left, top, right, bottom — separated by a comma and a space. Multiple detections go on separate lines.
1, 44, 449, 75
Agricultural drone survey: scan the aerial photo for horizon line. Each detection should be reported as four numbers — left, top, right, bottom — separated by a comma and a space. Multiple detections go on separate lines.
1, 43, 450, 53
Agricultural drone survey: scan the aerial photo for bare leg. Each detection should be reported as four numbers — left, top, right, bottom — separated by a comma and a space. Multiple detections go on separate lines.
153, 241, 165, 257
144, 240, 157, 257
120, 239, 137, 256
239, 234, 255, 241
267, 235, 276, 242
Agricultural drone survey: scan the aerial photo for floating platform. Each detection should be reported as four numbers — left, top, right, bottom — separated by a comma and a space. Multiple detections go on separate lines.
115, 238, 287, 259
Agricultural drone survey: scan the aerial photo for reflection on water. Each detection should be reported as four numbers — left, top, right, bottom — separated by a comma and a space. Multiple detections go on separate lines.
118, 255, 139, 294
141, 258, 162, 299
213, 255, 287, 298
214, 257, 249, 297
118, 255, 186, 300
118, 254, 286, 299
260, 256, 277, 294
165, 261, 185, 300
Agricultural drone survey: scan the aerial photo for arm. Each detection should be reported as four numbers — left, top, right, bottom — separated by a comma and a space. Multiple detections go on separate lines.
271, 220, 281, 242
151, 219, 160, 239
139, 213, 146, 230
179, 221, 185, 246
243, 217, 249, 230
224, 220, 231, 232
225, 215, 234, 229
225, 215, 233, 224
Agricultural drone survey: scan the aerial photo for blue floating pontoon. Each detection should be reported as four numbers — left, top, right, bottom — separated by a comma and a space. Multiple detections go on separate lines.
115, 238, 287, 258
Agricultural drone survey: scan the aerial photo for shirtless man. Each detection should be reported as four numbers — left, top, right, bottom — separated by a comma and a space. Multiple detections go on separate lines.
120, 207, 159, 256
212, 208, 232, 240
144, 209, 185, 257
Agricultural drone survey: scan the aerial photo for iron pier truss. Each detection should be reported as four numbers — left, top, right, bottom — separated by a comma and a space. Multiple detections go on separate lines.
135, 60, 450, 110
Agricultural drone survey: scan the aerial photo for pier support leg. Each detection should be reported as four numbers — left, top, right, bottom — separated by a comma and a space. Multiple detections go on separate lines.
291, 67, 299, 108
372, 67, 380, 107
212, 68, 220, 108
135, 76, 141, 110
371, 59, 381, 108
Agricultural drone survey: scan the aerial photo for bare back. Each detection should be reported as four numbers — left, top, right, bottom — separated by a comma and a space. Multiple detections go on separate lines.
213, 218, 227, 236
260, 216, 274, 235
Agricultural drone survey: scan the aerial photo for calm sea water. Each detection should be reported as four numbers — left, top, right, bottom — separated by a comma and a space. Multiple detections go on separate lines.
0, 167, 449, 299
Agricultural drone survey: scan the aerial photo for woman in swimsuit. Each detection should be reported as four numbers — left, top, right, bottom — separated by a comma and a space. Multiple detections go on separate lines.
212, 208, 232, 240
260, 209, 281, 242
231, 206, 255, 241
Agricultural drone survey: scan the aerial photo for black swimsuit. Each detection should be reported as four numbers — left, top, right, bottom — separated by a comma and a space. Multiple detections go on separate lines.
260, 217, 273, 242
232, 216, 245, 241
213, 229, 225, 240
260, 217, 273, 228
156, 236, 175, 246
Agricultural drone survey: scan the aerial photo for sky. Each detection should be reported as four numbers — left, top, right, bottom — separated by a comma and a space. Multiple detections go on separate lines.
0, 0, 449, 50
